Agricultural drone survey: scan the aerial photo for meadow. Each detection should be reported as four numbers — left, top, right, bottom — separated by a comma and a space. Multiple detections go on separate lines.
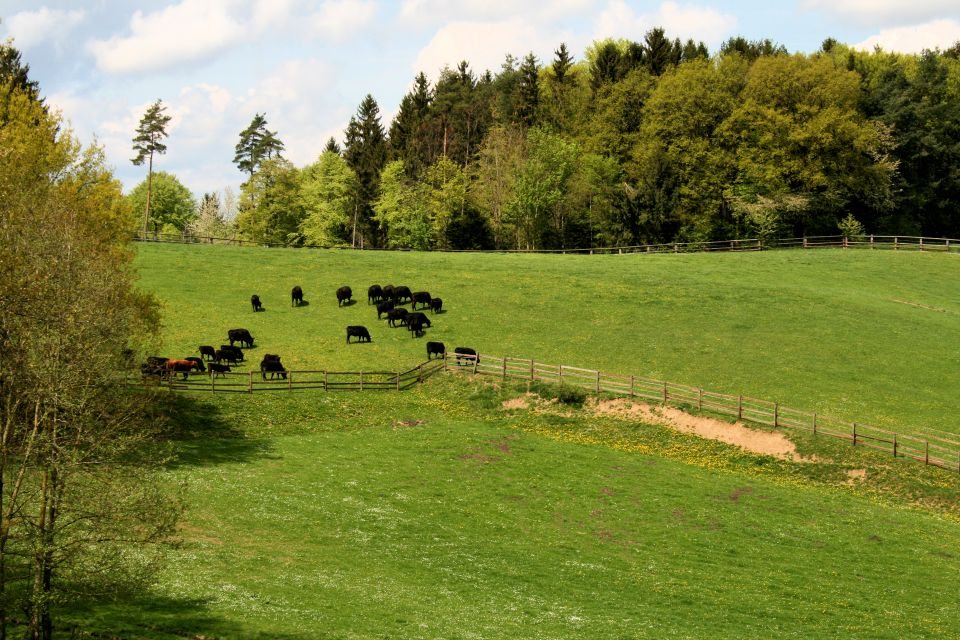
76, 242, 960, 638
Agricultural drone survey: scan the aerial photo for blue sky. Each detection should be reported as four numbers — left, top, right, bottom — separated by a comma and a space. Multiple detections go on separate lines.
3, 0, 959, 198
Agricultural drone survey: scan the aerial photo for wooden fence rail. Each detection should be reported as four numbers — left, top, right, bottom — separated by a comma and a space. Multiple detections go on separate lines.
456, 354, 960, 474
134, 232, 960, 256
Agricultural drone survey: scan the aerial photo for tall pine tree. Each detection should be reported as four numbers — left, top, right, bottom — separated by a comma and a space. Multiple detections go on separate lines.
343, 95, 387, 246
131, 99, 172, 238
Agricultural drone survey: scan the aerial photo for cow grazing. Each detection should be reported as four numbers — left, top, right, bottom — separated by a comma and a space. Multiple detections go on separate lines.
368, 284, 383, 304
392, 285, 412, 304
251, 294, 263, 312
346, 325, 371, 343
165, 358, 202, 380
260, 355, 287, 380
141, 356, 169, 378
406, 312, 431, 336
382, 285, 395, 303
215, 348, 242, 365
185, 356, 206, 372
430, 297, 443, 314
377, 300, 395, 319
386, 308, 408, 327
411, 291, 432, 309
199, 345, 217, 361
209, 362, 232, 377
426, 341, 445, 360
454, 347, 478, 365
219, 344, 245, 361
292, 285, 304, 306
336, 286, 352, 306
228, 328, 254, 348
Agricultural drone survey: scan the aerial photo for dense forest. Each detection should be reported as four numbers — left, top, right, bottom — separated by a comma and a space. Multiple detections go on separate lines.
150, 30, 960, 249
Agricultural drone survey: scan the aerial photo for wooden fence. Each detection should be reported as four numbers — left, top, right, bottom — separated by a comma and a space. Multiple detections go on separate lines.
452, 354, 960, 474
133, 232, 960, 256
145, 358, 445, 393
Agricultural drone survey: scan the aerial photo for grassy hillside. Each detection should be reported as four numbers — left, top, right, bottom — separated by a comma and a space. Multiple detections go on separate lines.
66, 243, 960, 638
135, 242, 960, 436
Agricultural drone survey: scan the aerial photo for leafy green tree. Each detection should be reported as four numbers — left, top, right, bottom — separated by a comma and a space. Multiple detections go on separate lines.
236, 157, 304, 245
343, 95, 387, 245
470, 124, 527, 247
233, 113, 285, 178
130, 99, 172, 237
506, 128, 580, 249
126, 171, 197, 235
0, 84, 176, 640
423, 155, 468, 248
300, 150, 358, 247
373, 161, 432, 249
190, 191, 231, 238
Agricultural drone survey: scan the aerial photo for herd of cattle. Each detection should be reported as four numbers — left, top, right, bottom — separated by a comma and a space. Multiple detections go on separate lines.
140, 284, 478, 383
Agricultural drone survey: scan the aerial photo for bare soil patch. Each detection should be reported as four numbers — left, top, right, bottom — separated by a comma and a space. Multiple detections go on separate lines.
589, 397, 808, 461
846, 468, 867, 484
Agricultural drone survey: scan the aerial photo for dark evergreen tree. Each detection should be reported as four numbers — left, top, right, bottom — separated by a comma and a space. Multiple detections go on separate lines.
0, 42, 42, 118
343, 94, 387, 245
552, 43, 574, 83
323, 137, 341, 154
388, 72, 435, 177
681, 39, 709, 62
233, 113, 285, 178
516, 53, 540, 127
590, 41, 623, 90
720, 36, 787, 61
431, 62, 488, 165
643, 28, 679, 76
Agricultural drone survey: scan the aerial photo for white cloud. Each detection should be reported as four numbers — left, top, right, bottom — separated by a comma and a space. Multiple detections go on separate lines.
413, 18, 568, 81
86, 0, 246, 74
398, 0, 597, 27
594, 1, 737, 49
853, 19, 960, 53
801, 0, 960, 27
307, 0, 378, 39
5, 7, 85, 50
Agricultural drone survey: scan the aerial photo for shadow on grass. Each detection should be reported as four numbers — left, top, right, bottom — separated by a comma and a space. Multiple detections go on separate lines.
66, 595, 312, 640
159, 394, 274, 469
293, 299, 310, 307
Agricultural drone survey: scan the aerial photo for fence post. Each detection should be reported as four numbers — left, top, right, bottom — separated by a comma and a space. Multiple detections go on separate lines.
418, 364, 423, 383
472, 356, 478, 375
812, 412, 817, 435
852, 423, 858, 447
870, 234, 874, 249
843, 236, 848, 249
359, 371, 363, 391
559, 365, 564, 385
774, 402, 779, 428
895, 236, 899, 250
502, 358, 507, 380
663, 382, 668, 404
530, 359, 535, 381
248, 371, 253, 394
893, 434, 897, 458
803, 237, 808, 249
324, 371, 328, 391
737, 395, 743, 420
396, 371, 401, 391
925, 441, 929, 465
698, 388, 703, 411
288, 371, 293, 390
630, 375, 635, 398
596, 370, 601, 393
211, 372, 215, 393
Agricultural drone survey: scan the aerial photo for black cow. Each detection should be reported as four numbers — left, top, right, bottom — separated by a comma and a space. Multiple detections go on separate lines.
219, 344, 245, 361
454, 347, 478, 365
406, 312, 431, 336
199, 345, 217, 361
426, 341, 445, 360
368, 284, 383, 304
392, 285, 412, 304
260, 356, 287, 380
411, 291, 432, 309
228, 328, 254, 348
386, 308, 408, 327
209, 362, 232, 377
377, 299, 395, 319
346, 325, 371, 343
336, 286, 352, 306
141, 356, 169, 378
251, 294, 263, 312
382, 285, 395, 303
185, 356, 206, 372
215, 349, 241, 365
430, 297, 443, 314
292, 286, 304, 306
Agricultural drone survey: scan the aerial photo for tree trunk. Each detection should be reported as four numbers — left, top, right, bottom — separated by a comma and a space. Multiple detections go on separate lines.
142, 153, 154, 238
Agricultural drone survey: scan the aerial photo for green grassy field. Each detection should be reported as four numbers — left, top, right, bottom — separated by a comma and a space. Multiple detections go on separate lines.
135, 242, 960, 435
74, 243, 960, 639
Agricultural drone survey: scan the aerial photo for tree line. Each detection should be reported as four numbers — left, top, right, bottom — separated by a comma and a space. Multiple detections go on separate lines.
131, 30, 960, 249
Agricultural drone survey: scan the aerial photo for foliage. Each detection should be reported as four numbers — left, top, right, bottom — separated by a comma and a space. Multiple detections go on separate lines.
299, 150, 358, 247
0, 85, 177, 640
126, 171, 197, 234
190, 192, 232, 239
236, 157, 304, 245
373, 160, 432, 249
344, 95, 387, 246
233, 113, 284, 178
837, 213, 866, 241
